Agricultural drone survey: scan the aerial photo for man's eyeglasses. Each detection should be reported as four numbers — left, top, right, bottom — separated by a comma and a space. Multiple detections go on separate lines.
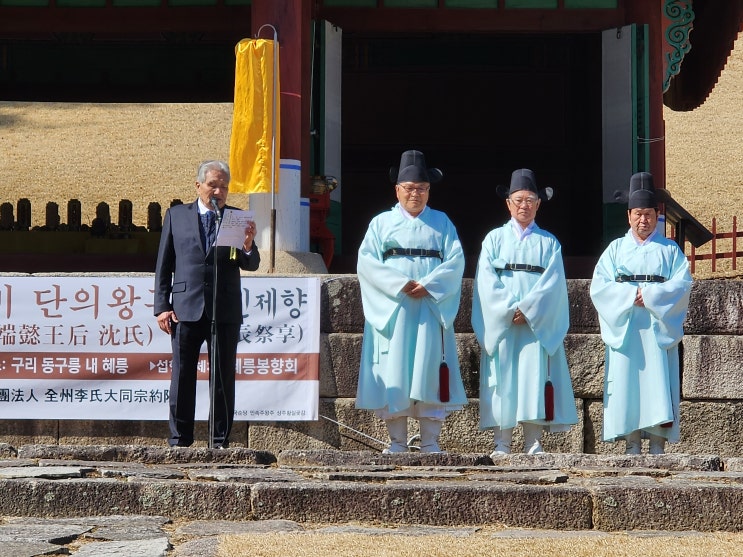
508, 196, 538, 207
398, 184, 430, 194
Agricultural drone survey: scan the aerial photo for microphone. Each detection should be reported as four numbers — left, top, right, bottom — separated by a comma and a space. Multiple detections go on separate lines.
209, 197, 222, 221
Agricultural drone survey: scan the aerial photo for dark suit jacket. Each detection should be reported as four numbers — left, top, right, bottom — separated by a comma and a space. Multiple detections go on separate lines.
154, 200, 260, 324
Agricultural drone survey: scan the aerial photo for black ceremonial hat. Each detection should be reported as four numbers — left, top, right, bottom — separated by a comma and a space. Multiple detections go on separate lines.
389, 150, 443, 184
496, 168, 554, 201
627, 172, 658, 209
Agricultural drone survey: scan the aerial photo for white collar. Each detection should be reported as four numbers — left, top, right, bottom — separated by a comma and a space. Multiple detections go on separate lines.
510, 217, 535, 240
631, 228, 657, 246
398, 204, 427, 220
197, 199, 214, 215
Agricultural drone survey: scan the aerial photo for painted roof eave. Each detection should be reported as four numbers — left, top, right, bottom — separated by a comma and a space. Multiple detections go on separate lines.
663, 0, 743, 112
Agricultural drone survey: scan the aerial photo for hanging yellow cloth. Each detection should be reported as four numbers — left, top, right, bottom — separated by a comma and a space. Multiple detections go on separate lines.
229, 38, 281, 194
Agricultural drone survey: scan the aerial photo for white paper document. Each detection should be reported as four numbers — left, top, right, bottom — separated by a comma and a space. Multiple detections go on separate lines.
215, 209, 255, 249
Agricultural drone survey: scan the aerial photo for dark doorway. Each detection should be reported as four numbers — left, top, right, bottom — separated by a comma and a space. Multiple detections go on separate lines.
337, 33, 603, 277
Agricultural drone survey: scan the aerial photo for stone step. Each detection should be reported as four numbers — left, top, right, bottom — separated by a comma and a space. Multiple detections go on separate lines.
2, 445, 743, 532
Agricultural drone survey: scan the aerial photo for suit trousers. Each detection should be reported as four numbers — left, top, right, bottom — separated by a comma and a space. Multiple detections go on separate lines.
168, 312, 240, 447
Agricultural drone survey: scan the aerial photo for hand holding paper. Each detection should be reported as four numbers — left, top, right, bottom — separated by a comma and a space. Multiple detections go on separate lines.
215, 209, 256, 250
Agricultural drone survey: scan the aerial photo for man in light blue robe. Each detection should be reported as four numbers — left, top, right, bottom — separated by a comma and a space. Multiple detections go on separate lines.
472, 169, 577, 457
357, 150, 467, 453
590, 172, 692, 455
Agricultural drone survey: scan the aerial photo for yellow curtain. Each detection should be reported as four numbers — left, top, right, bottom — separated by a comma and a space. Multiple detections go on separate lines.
229, 38, 281, 194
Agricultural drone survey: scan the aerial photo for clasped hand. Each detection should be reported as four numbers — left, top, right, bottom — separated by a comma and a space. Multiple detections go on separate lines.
402, 280, 429, 299
512, 308, 527, 325
634, 287, 645, 307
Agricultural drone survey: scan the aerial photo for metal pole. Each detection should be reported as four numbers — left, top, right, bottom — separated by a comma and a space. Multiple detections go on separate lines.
257, 23, 278, 273
208, 212, 221, 449
319, 415, 389, 449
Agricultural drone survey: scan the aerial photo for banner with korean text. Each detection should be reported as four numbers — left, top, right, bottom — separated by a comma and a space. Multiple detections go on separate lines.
0, 276, 320, 421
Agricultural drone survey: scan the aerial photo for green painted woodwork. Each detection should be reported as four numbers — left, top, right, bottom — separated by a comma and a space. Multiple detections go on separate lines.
505, 0, 557, 8
0, 0, 617, 7
328, 199, 342, 255
0, 0, 49, 5
602, 203, 629, 250
601, 23, 651, 245
662, 0, 695, 93
321, 0, 617, 6
632, 23, 650, 174
444, 0, 499, 7
112, 0, 161, 6
602, 23, 650, 245
322, 0, 376, 6
167, 0, 217, 6
564, 0, 617, 7
56, 0, 106, 6
384, 0, 438, 7
0, 0, 251, 5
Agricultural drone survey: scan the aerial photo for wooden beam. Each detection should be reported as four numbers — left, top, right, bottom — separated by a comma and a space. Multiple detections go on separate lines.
0, 6, 251, 36
316, 7, 624, 33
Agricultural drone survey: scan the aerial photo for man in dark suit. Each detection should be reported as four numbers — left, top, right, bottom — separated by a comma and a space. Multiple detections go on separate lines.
154, 160, 260, 448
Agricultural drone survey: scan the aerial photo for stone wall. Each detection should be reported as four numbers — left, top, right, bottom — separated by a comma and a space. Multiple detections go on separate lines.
276, 277, 743, 457
2, 276, 742, 457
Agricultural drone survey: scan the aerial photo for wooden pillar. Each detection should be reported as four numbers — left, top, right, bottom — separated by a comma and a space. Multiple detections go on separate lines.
251, 0, 312, 195
627, 0, 666, 189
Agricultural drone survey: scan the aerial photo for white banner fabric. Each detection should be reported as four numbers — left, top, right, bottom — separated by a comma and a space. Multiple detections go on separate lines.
0, 276, 320, 421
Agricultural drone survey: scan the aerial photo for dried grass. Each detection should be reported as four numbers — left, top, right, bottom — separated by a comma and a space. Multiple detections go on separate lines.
0, 102, 235, 225
215, 530, 743, 557
663, 35, 743, 278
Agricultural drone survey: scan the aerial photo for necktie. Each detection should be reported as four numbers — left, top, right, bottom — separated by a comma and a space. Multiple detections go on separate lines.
202, 211, 216, 251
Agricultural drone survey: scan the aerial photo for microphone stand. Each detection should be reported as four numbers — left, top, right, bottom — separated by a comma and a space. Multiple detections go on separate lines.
208, 198, 221, 449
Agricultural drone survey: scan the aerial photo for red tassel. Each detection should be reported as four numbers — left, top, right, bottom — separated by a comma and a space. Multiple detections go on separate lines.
661, 421, 673, 428
439, 362, 450, 403
544, 380, 554, 421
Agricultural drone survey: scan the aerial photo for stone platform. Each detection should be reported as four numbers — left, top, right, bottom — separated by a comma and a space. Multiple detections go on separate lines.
2, 277, 742, 460
2, 444, 743, 542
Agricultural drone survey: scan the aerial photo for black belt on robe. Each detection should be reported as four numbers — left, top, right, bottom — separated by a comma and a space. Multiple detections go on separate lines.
498, 263, 546, 274
615, 274, 666, 283
382, 248, 443, 261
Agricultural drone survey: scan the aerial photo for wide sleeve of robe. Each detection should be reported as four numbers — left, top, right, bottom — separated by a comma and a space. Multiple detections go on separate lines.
356, 205, 467, 413
472, 225, 569, 357
357, 206, 465, 334
357, 215, 411, 336
590, 231, 692, 350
